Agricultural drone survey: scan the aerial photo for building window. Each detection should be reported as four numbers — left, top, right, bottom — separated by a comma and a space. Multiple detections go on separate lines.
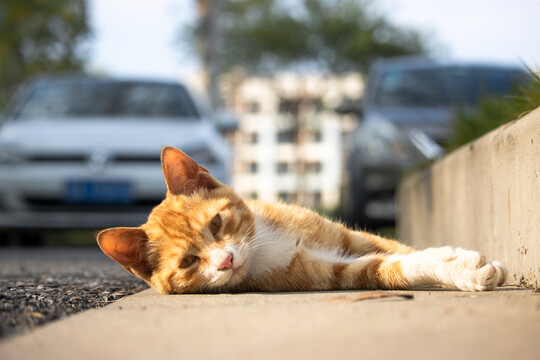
247, 162, 258, 174
276, 162, 290, 174
278, 192, 297, 203
246, 132, 259, 144
278, 99, 299, 115
304, 130, 322, 142
312, 192, 322, 207
302, 192, 322, 208
246, 101, 260, 113
313, 99, 324, 113
277, 130, 296, 143
305, 162, 322, 173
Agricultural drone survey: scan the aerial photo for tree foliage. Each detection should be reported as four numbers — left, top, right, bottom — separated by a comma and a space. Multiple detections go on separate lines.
214, 0, 427, 74
0, 0, 91, 108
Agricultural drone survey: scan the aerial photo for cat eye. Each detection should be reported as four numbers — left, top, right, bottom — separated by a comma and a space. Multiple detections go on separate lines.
179, 255, 199, 269
210, 214, 222, 236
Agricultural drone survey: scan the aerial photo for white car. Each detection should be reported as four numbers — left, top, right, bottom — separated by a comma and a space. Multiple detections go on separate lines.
0, 74, 232, 235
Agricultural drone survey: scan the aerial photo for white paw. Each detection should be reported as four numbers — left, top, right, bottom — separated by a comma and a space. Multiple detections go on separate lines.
448, 248, 507, 291
492, 261, 508, 286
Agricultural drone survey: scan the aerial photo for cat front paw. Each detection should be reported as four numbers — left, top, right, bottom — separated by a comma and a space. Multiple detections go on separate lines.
449, 249, 507, 291
491, 261, 508, 286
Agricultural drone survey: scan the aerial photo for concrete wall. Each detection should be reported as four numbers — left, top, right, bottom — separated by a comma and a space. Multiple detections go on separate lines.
397, 107, 540, 288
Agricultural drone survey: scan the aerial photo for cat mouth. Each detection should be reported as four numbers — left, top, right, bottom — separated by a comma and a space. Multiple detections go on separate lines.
223, 262, 247, 286
210, 247, 248, 287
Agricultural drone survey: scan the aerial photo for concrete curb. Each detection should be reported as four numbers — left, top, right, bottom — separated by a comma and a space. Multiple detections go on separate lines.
398, 107, 540, 288
1, 288, 540, 360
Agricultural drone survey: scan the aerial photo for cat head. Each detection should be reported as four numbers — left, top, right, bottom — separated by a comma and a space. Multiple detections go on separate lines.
97, 146, 255, 294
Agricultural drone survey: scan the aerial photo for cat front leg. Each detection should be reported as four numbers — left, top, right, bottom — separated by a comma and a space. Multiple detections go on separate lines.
347, 229, 416, 256
340, 247, 507, 291
251, 245, 506, 292
400, 247, 507, 291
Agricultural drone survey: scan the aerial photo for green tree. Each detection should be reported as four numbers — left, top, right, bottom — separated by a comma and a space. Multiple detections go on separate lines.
0, 0, 91, 108
187, 0, 428, 107
194, 0, 427, 74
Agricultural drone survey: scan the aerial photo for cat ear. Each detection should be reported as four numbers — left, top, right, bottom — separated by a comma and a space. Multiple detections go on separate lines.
161, 146, 218, 195
97, 227, 153, 280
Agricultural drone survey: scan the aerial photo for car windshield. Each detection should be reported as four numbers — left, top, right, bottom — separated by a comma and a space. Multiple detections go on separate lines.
15, 80, 200, 119
373, 66, 526, 108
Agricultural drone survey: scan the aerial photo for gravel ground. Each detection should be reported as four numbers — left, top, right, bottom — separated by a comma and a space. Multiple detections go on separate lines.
0, 247, 149, 339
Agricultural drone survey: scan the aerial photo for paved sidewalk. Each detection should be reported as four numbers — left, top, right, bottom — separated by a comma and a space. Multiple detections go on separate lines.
1, 287, 539, 360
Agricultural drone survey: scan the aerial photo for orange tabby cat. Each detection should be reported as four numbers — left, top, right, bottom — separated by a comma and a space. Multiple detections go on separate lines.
97, 146, 507, 294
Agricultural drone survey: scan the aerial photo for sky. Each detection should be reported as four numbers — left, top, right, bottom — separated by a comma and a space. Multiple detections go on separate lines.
88, 0, 540, 80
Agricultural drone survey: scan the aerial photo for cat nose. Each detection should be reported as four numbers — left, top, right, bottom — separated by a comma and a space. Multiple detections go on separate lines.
217, 253, 233, 271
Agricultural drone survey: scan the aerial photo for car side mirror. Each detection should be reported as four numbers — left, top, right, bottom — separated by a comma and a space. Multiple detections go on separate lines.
214, 111, 239, 135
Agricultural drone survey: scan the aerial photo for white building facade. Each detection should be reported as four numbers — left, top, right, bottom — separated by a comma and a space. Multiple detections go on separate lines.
223, 73, 363, 210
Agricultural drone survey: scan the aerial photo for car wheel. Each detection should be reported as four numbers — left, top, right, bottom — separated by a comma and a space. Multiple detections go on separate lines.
18, 231, 45, 246
0, 230, 11, 246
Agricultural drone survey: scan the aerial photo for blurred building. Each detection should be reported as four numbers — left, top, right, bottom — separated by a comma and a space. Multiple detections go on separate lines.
221, 72, 363, 210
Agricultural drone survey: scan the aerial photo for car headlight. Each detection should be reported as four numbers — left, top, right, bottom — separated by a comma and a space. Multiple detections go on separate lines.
355, 118, 415, 161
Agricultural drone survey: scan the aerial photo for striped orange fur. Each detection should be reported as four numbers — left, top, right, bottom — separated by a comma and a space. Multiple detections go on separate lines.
97, 147, 507, 294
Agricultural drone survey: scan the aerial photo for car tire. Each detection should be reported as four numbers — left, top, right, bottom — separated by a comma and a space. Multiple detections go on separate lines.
0, 230, 11, 246
18, 231, 45, 247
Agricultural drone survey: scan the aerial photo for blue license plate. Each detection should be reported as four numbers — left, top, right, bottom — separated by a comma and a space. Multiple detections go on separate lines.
65, 180, 133, 204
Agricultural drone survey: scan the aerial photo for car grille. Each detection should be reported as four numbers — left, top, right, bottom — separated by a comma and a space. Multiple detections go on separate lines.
112, 155, 161, 163
26, 155, 87, 162
23, 197, 162, 213
25, 154, 161, 163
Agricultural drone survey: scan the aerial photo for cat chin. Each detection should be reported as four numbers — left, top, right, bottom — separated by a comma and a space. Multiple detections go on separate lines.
227, 263, 249, 286
210, 263, 248, 289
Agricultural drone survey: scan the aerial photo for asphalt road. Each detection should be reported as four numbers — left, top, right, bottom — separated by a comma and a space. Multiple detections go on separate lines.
0, 247, 148, 338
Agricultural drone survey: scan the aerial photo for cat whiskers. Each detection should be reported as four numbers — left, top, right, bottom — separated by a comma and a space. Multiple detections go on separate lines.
243, 231, 273, 248
241, 222, 257, 244
248, 241, 274, 250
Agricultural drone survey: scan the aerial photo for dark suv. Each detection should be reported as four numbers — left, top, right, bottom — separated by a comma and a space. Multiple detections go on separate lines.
347, 57, 529, 226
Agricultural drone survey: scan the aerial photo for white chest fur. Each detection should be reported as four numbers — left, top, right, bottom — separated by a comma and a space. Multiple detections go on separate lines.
246, 216, 297, 277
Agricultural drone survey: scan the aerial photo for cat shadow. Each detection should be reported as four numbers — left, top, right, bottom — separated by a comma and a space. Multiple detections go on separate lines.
200, 285, 527, 296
